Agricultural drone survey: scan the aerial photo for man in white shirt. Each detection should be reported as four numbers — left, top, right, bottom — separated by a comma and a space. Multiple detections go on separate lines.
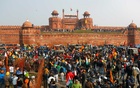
9, 65, 14, 76
12, 74, 18, 88
47, 75, 55, 85
132, 64, 140, 84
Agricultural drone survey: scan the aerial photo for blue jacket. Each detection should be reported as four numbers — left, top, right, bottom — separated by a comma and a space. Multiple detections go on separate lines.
0, 73, 5, 84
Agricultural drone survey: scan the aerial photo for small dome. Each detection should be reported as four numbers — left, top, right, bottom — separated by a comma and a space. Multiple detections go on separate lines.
22, 20, 33, 28
51, 10, 59, 15
83, 11, 90, 16
128, 22, 137, 29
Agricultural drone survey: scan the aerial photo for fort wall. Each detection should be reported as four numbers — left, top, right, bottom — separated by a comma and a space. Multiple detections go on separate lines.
0, 31, 139, 46
25, 31, 140, 46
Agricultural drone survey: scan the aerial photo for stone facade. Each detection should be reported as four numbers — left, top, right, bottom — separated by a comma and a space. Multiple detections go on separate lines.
0, 10, 139, 47
48, 10, 93, 30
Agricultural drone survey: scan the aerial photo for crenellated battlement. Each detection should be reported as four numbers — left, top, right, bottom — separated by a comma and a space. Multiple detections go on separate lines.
93, 26, 126, 30
0, 25, 21, 29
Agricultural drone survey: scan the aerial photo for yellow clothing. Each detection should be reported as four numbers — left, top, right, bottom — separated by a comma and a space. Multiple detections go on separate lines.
45, 68, 49, 74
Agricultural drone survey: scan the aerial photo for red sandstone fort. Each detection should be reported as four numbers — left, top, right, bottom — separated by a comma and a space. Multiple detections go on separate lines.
0, 10, 139, 46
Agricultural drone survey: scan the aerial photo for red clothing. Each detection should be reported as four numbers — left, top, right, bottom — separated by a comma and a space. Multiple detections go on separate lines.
66, 72, 74, 82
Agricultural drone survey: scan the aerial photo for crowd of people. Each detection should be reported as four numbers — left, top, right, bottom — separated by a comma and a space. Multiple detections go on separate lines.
0, 44, 140, 88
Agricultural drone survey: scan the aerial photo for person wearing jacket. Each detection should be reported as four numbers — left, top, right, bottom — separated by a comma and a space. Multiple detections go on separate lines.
4, 72, 11, 88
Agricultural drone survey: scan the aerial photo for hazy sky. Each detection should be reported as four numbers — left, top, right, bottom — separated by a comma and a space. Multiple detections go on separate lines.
0, 0, 140, 27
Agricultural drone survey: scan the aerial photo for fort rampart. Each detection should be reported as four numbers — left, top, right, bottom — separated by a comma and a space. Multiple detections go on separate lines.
0, 30, 140, 46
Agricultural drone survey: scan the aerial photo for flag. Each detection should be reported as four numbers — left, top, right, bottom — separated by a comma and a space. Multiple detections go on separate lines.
18, 58, 25, 70
35, 59, 44, 88
5, 52, 9, 72
66, 76, 71, 85
110, 70, 114, 83
66, 72, 74, 86
66, 75, 73, 87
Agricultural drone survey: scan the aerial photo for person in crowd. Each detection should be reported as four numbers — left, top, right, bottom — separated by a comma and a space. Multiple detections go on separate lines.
4, 72, 11, 88
24, 70, 29, 78
22, 77, 29, 88
12, 74, 18, 88
0, 70, 5, 88
132, 64, 140, 84
44, 67, 50, 88
72, 79, 82, 88
60, 72, 65, 82
48, 74, 56, 87
66, 70, 75, 88
73, 67, 78, 82
1, 44, 140, 88
85, 79, 93, 88
29, 76, 36, 88
17, 77, 23, 88
1, 65, 6, 74
52, 66, 59, 83
80, 70, 86, 88
16, 68, 23, 77
9, 64, 14, 77
49, 79, 57, 88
